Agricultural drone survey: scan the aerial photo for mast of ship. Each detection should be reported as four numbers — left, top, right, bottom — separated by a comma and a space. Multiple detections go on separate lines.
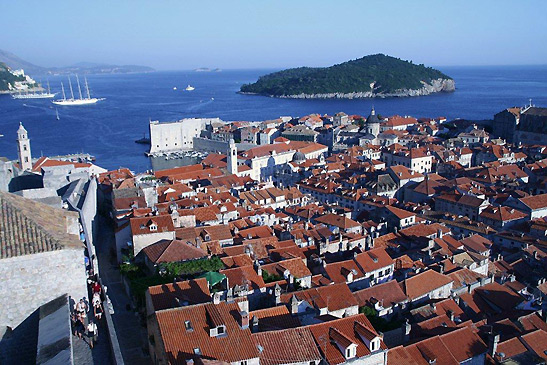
76, 75, 83, 100
68, 76, 75, 100
61, 82, 66, 100
84, 77, 91, 99
47, 80, 51, 94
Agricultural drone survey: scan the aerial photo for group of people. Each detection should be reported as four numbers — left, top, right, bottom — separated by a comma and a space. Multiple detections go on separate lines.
71, 275, 105, 349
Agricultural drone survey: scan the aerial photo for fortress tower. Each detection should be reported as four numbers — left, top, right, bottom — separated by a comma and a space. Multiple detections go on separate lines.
16, 123, 32, 171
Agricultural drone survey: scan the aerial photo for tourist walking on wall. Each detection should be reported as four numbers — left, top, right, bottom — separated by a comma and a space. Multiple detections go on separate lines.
87, 321, 98, 349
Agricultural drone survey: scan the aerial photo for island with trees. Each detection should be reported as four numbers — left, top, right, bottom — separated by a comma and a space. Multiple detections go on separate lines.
240, 54, 455, 99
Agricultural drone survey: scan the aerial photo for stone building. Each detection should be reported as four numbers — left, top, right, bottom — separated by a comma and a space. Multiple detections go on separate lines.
515, 106, 547, 146
149, 117, 221, 153
493, 107, 521, 143
0, 191, 87, 328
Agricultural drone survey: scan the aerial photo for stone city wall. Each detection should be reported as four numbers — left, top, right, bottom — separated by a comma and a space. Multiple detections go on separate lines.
0, 249, 87, 328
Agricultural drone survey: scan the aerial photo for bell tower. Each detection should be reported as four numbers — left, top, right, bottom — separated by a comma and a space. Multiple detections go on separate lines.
17, 122, 32, 171
227, 139, 238, 175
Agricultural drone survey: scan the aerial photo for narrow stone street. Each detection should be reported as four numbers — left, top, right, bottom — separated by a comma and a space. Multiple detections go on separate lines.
95, 214, 152, 365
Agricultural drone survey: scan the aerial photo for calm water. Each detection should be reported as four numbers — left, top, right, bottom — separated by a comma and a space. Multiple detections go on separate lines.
1, 66, 546, 171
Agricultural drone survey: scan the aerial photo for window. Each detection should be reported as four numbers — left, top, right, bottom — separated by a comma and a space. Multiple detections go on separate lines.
24, 157, 29, 162
193, 348, 201, 355
346, 348, 351, 358
217, 326, 224, 334
370, 340, 376, 351
23, 146, 27, 151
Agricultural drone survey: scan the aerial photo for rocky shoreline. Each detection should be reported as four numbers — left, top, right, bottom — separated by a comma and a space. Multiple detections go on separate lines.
241, 78, 455, 99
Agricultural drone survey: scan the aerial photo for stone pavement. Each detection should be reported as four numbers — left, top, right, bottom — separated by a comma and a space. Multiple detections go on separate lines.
95, 214, 152, 365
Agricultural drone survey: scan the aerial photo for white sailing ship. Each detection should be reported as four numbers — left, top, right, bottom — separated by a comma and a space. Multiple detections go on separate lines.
52, 76, 103, 106
12, 81, 56, 99
185, 85, 195, 91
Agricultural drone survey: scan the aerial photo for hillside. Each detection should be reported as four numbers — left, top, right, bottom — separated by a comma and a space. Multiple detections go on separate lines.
240, 54, 455, 98
0, 49, 155, 76
0, 62, 26, 91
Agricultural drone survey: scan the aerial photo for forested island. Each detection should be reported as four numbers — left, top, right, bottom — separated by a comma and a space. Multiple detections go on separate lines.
240, 54, 455, 99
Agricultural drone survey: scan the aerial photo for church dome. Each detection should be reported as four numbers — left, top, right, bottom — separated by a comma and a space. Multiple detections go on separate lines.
292, 151, 306, 162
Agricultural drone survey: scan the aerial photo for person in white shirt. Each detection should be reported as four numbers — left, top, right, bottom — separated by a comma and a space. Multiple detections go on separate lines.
87, 321, 98, 349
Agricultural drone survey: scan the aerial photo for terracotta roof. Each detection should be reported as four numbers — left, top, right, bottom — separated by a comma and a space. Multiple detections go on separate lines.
220, 265, 265, 290
280, 282, 358, 312
251, 327, 321, 365
220, 254, 253, 268
385, 205, 416, 220
353, 280, 408, 308
402, 270, 453, 300
248, 306, 301, 331
130, 215, 175, 236
261, 258, 311, 279
474, 282, 524, 311
0, 191, 81, 259
154, 163, 203, 179
439, 327, 488, 362
154, 301, 259, 363
496, 337, 528, 358
519, 193, 547, 210
140, 239, 207, 264
521, 329, 547, 360
354, 248, 394, 272
308, 315, 385, 365
315, 214, 360, 229
479, 206, 527, 222
147, 278, 211, 312
324, 259, 365, 284
389, 165, 424, 180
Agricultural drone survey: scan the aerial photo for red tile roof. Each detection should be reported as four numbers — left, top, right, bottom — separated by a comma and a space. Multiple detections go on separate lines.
130, 215, 175, 235
308, 315, 385, 365
140, 239, 207, 264
402, 270, 453, 300
155, 301, 259, 363
280, 282, 358, 312
147, 278, 211, 311
251, 327, 321, 365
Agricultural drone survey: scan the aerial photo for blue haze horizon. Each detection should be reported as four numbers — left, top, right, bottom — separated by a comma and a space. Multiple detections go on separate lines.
2, 1, 546, 69
1, 65, 546, 172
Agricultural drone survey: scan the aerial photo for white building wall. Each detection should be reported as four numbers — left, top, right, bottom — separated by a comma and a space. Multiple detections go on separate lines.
150, 118, 221, 153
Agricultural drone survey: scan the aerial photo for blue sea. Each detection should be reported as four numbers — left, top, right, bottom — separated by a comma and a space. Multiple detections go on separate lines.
1, 66, 546, 172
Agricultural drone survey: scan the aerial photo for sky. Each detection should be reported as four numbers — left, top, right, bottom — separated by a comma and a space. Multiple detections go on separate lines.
1, 0, 546, 70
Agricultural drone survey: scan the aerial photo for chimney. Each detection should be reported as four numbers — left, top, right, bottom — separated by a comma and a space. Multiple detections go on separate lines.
488, 333, 500, 357
251, 315, 259, 333
254, 260, 262, 276
238, 310, 249, 329
290, 294, 299, 314
437, 228, 443, 239
447, 309, 455, 322
213, 292, 221, 305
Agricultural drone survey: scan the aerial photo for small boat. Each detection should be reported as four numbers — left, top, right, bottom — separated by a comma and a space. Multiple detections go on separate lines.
185, 85, 195, 91
173, 87, 177, 90
135, 134, 151, 145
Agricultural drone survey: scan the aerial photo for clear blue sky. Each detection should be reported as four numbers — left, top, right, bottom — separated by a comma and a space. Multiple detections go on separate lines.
2, 0, 546, 70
